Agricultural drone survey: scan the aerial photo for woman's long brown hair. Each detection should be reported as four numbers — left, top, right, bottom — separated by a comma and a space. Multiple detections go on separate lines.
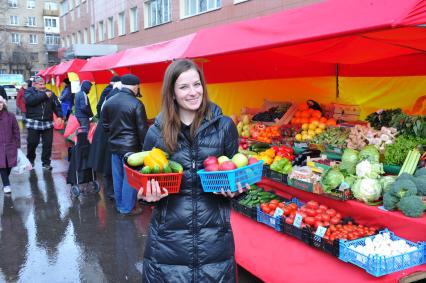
161, 59, 211, 152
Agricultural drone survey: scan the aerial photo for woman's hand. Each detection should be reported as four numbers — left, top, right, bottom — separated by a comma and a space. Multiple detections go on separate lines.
214, 182, 249, 198
137, 179, 169, 202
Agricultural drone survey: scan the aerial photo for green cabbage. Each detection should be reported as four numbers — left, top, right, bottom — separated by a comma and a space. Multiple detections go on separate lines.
352, 178, 382, 204
340, 148, 359, 175
356, 160, 384, 179
380, 175, 396, 193
359, 145, 380, 163
320, 168, 344, 192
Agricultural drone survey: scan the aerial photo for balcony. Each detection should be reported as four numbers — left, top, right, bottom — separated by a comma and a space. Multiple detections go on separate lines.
43, 9, 59, 16
45, 43, 60, 52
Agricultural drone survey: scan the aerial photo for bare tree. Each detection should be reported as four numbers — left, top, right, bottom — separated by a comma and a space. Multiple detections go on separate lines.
4, 45, 35, 78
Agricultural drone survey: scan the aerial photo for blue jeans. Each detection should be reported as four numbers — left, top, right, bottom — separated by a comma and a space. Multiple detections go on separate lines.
111, 153, 136, 213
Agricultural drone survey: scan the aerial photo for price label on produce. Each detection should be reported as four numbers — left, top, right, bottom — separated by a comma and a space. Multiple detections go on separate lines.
293, 213, 303, 228
339, 181, 350, 191
273, 207, 284, 218
315, 226, 327, 238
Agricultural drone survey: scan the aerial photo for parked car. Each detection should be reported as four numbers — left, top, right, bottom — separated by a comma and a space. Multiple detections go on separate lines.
1, 85, 18, 100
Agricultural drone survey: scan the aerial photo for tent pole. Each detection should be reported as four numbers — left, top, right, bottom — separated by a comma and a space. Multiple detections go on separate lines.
336, 64, 339, 99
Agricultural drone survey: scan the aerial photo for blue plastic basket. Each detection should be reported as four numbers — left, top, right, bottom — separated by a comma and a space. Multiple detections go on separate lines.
197, 160, 264, 193
339, 229, 425, 277
256, 206, 282, 231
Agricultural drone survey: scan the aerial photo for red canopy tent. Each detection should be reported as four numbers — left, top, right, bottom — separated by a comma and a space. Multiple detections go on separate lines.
52, 59, 87, 76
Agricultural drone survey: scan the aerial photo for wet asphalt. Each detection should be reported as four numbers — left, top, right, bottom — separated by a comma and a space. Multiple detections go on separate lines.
0, 101, 261, 283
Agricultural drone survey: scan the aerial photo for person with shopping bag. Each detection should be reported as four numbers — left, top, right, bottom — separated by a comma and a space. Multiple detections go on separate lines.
0, 96, 20, 194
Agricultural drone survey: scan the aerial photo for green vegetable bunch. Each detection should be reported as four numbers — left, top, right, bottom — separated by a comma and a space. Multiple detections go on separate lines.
270, 158, 292, 174
383, 170, 426, 217
366, 108, 403, 130
384, 135, 426, 166
312, 127, 349, 147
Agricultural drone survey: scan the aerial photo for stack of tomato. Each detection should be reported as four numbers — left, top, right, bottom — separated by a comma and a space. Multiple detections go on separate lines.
260, 200, 298, 217
284, 200, 342, 228
324, 223, 377, 241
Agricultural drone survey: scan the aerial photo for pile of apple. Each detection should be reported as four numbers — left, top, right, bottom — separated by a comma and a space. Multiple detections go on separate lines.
203, 153, 259, 171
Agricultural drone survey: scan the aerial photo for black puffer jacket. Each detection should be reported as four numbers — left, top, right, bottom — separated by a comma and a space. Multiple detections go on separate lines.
142, 103, 239, 283
102, 87, 148, 156
24, 87, 62, 121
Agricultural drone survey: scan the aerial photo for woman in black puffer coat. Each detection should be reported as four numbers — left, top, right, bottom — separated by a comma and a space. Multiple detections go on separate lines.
138, 59, 244, 283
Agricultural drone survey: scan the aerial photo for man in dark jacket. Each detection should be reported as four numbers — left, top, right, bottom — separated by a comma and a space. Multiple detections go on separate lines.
24, 77, 62, 170
96, 75, 120, 117
59, 78, 74, 120
75, 80, 93, 130
102, 74, 148, 215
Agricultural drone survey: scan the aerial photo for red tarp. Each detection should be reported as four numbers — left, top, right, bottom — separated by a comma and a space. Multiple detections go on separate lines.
80, 51, 126, 72
52, 59, 87, 76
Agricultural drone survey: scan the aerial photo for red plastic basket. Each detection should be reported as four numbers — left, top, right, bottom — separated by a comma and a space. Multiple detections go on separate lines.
124, 164, 183, 196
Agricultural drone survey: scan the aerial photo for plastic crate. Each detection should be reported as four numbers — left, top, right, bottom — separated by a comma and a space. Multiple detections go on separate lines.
303, 228, 340, 257
339, 230, 425, 277
124, 164, 183, 196
256, 206, 282, 231
287, 178, 315, 193
383, 164, 401, 175
197, 160, 264, 193
263, 166, 288, 184
279, 219, 304, 240
313, 183, 351, 201
231, 200, 257, 220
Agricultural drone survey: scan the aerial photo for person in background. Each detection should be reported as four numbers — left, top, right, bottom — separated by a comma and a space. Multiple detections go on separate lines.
0, 96, 20, 194
24, 77, 62, 170
102, 74, 148, 215
137, 59, 246, 282
75, 80, 93, 130
96, 75, 121, 117
88, 76, 121, 201
59, 78, 74, 120
16, 80, 31, 117
0, 85, 7, 101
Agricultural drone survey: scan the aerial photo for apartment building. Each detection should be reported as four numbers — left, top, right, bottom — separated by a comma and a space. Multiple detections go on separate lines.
59, 0, 320, 58
0, 0, 61, 77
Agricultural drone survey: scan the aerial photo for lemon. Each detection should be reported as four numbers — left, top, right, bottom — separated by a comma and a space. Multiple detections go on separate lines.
302, 134, 309, 140
308, 129, 316, 136
308, 124, 317, 130
302, 130, 308, 136
295, 134, 302, 141
302, 123, 309, 130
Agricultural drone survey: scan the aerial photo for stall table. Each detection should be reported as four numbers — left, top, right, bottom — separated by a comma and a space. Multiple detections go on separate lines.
232, 178, 426, 283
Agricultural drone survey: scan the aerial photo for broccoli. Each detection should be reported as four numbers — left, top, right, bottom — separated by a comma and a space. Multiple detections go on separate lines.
414, 167, 426, 177
397, 195, 426, 217
412, 176, 426, 196
397, 173, 415, 182
389, 179, 417, 199
383, 192, 399, 211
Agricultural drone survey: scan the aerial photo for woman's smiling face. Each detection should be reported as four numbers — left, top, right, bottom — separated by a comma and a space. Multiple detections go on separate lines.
174, 68, 203, 112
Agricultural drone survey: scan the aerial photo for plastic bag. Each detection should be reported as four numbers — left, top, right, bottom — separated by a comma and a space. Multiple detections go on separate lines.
64, 114, 80, 138
53, 113, 64, 130
88, 123, 97, 143
11, 149, 33, 174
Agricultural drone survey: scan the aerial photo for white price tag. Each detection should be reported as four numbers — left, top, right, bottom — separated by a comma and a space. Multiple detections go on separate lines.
315, 226, 327, 238
273, 207, 284, 218
293, 213, 303, 228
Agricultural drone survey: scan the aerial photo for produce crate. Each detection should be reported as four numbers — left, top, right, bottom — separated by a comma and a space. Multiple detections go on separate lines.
256, 206, 282, 231
313, 183, 351, 201
197, 160, 264, 193
339, 230, 425, 277
231, 197, 257, 220
278, 197, 306, 239
262, 165, 271, 178
263, 166, 288, 184
383, 164, 401, 175
287, 178, 315, 193
302, 228, 340, 257
124, 164, 183, 196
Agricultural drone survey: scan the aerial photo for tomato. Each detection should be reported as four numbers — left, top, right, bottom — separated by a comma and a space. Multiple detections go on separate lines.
314, 214, 322, 221
323, 221, 330, 227
260, 203, 268, 210
325, 209, 337, 217
278, 202, 285, 209
319, 204, 328, 211
315, 209, 324, 215
314, 221, 324, 228
283, 207, 291, 216
306, 209, 316, 217
288, 203, 298, 211
304, 216, 315, 226
321, 214, 330, 222
269, 203, 278, 210
300, 212, 307, 219
270, 199, 279, 205
330, 225, 337, 232
285, 217, 294, 225
335, 213, 342, 219
262, 206, 271, 214
269, 210, 276, 216
307, 200, 319, 210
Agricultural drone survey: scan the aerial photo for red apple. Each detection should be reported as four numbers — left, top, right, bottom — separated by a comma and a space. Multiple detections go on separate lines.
248, 157, 258, 165
205, 164, 219, 172
203, 156, 218, 168
219, 161, 237, 171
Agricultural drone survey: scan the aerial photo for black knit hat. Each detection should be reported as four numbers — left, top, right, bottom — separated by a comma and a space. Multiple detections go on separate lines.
121, 74, 140, 85
110, 75, 121, 83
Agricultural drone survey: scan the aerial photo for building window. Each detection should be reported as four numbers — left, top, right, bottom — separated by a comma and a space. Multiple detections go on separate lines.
45, 18, 57, 28
118, 12, 125, 35
83, 28, 88, 44
90, 24, 95, 43
145, 0, 171, 28
182, 0, 221, 18
8, 0, 18, 8
30, 52, 38, 60
27, 0, 35, 8
130, 7, 139, 32
45, 1, 58, 10
98, 21, 104, 41
77, 31, 82, 43
29, 34, 38, 44
9, 15, 19, 25
60, 0, 68, 15
107, 16, 114, 39
66, 36, 71, 47
69, 0, 74, 10
71, 33, 76, 44
27, 16, 36, 26
11, 33, 20, 44
46, 34, 60, 45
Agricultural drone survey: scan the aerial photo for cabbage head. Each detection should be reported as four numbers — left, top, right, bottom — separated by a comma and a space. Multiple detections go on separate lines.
380, 175, 396, 193
320, 168, 344, 192
356, 160, 384, 179
340, 148, 359, 175
359, 145, 380, 163
352, 178, 382, 204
